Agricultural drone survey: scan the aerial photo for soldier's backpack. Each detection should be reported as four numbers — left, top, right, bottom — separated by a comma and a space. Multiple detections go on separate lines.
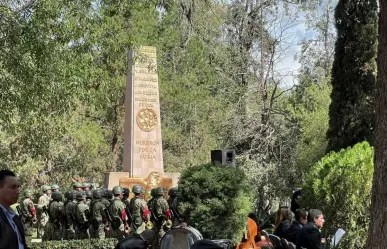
76, 204, 90, 229
108, 199, 122, 230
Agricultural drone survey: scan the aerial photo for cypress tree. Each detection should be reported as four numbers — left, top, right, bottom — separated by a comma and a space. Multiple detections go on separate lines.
327, 0, 378, 152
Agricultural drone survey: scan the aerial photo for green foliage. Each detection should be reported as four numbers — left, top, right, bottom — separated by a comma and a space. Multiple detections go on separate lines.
177, 163, 254, 244
327, 0, 378, 152
28, 239, 118, 249
301, 141, 373, 249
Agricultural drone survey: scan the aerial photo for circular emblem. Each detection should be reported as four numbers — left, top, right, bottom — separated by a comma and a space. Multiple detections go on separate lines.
136, 108, 158, 132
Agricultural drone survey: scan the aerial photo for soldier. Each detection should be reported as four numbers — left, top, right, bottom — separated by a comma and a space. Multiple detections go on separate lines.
90, 189, 107, 239
37, 185, 51, 238
20, 189, 37, 237
82, 182, 91, 192
147, 188, 156, 210
167, 187, 177, 207
129, 185, 151, 235
74, 192, 90, 239
64, 191, 77, 240
122, 188, 130, 208
51, 184, 60, 193
85, 190, 93, 206
73, 182, 83, 192
108, 186, 128, 239
45, 192, 65, 241
152, 187, 172, 241
101, 189, 111, 208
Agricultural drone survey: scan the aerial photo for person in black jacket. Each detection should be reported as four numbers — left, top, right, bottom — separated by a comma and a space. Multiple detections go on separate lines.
273, 206, 292, 238
296, 209, 325, 249
0, 169, 30, 249
287, 209, 308, 244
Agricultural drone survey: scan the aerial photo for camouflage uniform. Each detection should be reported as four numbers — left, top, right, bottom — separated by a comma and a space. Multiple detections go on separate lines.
20, 190, 37, 237
109, 187, 127, 239
74, 193, 90, 240
130, 185, 150, 235
152, 187, 171, 240
64, 191, 77, 240
45, 192, 65, 241
90, 189, 106, 239
37, 186, 51, 238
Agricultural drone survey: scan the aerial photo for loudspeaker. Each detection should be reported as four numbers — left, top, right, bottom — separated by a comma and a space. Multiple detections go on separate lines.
211, 149, 236, 168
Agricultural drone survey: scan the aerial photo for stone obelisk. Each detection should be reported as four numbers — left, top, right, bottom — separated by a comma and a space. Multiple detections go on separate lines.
123, 46, 164, 177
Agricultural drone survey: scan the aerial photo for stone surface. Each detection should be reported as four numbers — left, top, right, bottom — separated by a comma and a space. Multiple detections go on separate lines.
103, 172, 129, 190
123, 46, 164, 178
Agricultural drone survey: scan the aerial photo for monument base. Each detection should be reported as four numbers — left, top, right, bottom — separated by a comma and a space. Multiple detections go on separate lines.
103, 172, 130, 190
104, 171, 180, 199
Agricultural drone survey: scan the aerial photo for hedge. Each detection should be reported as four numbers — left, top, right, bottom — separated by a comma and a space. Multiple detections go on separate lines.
177, 163, 254, 244
29, 238, 118, 249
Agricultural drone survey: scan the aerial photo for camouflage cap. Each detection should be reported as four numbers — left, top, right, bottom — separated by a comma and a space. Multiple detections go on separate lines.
82, 182, 91, 188
73, 182, 82, 188
42, 185, 51, 192
51, 184, 60, 190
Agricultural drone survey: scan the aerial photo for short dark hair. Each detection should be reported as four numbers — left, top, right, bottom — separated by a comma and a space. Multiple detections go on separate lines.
295, 208, 308, 221
308, 209, 323, 222
0, 170, 16, 188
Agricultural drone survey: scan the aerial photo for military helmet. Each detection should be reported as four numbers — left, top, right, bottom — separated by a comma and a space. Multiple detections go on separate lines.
42, 185, 51, 193
65, 191, 75, 200
113, 186, 123, 195
51, 184, 60, 191
140, 186, 145, 194
82, 182, 91, 188
150, 188, 157, 198
51, 192, 62, 201
23, 189, 33, 198
168, 187, 178, 197
106, 190, 113, 199
156, 187, 165, 196
132, 185, 142, 194
123, 187, 130, 197
76, 192, 85, 200
101, 188, 108, 198
93, 189, 102, 199
85, 190, 93, 199
73, 182, 82, 188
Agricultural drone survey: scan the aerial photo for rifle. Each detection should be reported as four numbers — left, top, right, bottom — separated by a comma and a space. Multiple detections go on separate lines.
125, 207, 137, 230
104, 208, 111, 236
16, 206, 26, 226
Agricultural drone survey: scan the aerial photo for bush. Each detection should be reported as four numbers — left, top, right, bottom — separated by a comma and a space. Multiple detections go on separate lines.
29, 238, 118, 249
301, 141, 373, 249
177, 163, 254, 244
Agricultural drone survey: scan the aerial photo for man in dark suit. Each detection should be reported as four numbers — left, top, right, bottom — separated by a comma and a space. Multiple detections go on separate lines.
287, 209, 308, 244
0, 169, 29, 249
296, 209, 325, 249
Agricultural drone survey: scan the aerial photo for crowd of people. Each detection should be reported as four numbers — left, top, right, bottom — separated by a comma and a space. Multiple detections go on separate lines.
272, 206, 326, 249
0, 169, 184, 249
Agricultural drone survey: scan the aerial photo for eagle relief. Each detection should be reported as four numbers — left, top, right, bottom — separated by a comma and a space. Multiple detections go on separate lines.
119, 171, 172, 197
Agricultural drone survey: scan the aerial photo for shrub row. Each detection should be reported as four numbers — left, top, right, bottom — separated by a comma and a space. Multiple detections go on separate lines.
29, 238, 118, 249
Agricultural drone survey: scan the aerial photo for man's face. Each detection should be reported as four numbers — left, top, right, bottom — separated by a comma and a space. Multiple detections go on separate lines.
314, 214, 325, 228
46, 189, 52, 195
0, 176, 20, 206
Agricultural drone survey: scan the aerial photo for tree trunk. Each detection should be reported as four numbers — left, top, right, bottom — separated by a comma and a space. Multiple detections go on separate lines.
366, 2, 387, 248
